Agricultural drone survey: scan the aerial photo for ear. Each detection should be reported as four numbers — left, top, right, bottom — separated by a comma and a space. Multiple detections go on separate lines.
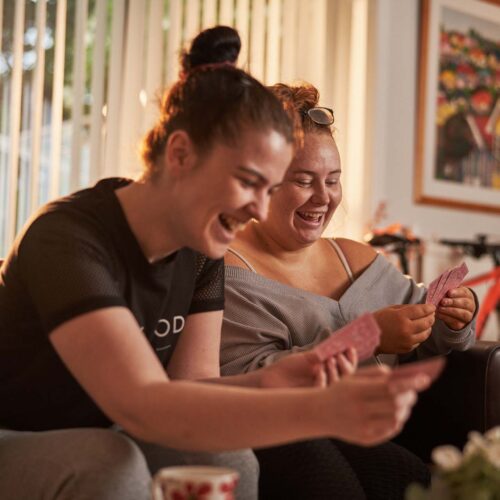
164, 130, 197, 178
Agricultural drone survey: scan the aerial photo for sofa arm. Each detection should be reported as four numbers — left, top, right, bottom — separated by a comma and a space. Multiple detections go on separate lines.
394, 341, 500, 462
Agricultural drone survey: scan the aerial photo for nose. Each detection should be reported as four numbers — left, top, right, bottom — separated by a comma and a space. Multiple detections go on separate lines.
247, 190, 271, 222
311, 182, 329, 205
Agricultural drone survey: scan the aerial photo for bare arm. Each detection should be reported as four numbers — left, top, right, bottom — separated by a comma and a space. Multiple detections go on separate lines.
164, 308, 332, 389
50, 307, 328, 450
50, 307, 425, 451
166, 311, 223, 380
165, 310, 267, 387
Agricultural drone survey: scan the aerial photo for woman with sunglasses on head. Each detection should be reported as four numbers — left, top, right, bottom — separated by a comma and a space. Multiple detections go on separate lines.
0, 28, 431, 500
220, 82, 477, 499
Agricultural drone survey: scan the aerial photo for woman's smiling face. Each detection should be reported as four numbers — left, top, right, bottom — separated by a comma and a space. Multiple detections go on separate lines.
172, 127, 293, 259
260, 132, 342, 248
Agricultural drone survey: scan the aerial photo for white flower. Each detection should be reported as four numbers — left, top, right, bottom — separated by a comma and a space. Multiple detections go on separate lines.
464, 430, 489, 457
486, 442, 500, 468
432, 445, 463, 471
484, 427, 500, 443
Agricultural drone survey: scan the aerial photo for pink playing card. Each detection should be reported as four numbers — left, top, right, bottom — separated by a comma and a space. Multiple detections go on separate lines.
431, 269, 452, 306
312, 313, 381, 362
425, 281, 436, 304
433, 262, 469, 306
426, 272, 446, 305
445, 262, 469, 291
390, 357, 446, 383
425, 262, 469, 306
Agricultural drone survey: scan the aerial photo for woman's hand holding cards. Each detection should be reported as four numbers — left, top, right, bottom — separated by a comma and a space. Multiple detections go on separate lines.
322, 348, 358, 385
374, 304, 436, 354
426, 261, 475, 330
436, 286, 476, 330
259, 347, 358, 389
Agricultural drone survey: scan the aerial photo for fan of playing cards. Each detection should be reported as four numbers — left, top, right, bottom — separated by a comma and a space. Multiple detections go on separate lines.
311, 312, 446, 383
425, 262, 469, 306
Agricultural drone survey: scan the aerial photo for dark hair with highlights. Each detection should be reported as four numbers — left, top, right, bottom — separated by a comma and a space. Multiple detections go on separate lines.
140, 26, 298, 178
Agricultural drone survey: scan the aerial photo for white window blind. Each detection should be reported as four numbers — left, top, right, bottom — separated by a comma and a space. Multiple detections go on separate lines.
0, 0, 367, 255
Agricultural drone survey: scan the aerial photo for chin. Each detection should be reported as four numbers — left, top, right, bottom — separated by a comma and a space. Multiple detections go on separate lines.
291, 224, 322, 242
196, 236, 228, 259
297, 232, 322, 245
204, 245, 227, 260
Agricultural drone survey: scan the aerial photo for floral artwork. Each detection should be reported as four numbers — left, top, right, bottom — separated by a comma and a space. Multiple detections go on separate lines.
436, 19, 500, 188
415, 0, 500, 214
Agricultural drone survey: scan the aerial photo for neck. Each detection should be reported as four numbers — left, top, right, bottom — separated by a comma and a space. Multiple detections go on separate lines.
115, 178, 180, 262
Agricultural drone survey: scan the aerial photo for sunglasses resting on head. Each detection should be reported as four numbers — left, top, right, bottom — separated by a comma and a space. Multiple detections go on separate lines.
302, 106, 335, 126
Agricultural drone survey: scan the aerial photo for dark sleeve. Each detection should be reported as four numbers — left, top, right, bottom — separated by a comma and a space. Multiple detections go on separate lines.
189, 254, 225, 314
17, 212, 126, 334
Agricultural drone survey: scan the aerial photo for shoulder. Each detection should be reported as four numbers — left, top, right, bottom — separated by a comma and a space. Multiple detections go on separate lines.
24, 184, 114, 242
19, 209, 90, 255
333, 238, 378, 278
224, 248, 250, 269
17, 199, 118, 279
223, 232, 256, 271
191, 251, 224, 283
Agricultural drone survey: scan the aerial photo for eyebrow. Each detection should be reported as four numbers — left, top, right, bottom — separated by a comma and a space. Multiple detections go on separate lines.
291, 169, 341, 175
236, 165, 268, 183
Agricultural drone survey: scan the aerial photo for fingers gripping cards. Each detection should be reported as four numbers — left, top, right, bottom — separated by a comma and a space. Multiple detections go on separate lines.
312, 313, 381, 362
312, 313, 446, 384
425, 262, 469, 306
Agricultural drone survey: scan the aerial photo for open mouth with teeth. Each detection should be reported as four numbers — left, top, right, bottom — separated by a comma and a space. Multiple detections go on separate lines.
296, 211, 325, 224
219, 214, 246, 233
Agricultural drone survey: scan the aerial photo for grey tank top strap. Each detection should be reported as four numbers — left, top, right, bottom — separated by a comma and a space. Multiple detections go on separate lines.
226, 248, 257, 273
327, 239, 355, 284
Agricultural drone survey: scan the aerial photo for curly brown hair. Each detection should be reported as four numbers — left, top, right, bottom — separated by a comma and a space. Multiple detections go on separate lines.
268, 82, 334, 137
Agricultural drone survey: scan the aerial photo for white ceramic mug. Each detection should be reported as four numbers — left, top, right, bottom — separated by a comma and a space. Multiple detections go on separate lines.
151, 465, 239, 500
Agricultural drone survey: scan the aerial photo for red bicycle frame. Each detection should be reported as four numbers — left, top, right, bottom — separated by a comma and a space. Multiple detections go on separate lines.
463, 265, 500, 338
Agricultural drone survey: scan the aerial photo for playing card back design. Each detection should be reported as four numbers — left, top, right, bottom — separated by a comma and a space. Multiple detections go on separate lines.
425, 262, 469, 306
312, 313, 381, 362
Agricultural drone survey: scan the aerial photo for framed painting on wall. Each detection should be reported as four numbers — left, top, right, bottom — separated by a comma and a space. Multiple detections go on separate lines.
415, 0, 500, 214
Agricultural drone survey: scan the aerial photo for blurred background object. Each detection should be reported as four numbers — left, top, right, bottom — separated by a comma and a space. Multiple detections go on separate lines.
365, 222, 424, 282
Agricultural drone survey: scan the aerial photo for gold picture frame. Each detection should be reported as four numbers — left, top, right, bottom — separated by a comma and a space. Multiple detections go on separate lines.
415, 0, 500, 214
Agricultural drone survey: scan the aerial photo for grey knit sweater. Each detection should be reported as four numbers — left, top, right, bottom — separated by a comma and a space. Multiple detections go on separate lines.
220, 253, 476, 375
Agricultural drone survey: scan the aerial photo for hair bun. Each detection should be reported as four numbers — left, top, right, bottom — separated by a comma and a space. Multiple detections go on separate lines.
269, 83, 320, 115
181, 25, 241, 73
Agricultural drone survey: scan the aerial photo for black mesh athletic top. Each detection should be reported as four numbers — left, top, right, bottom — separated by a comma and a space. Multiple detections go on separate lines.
0, 178, 224, 431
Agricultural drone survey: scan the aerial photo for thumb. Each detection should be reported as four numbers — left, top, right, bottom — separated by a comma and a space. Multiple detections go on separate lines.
314, 364, 327, 388
354, 364, 391, 379
303, 349, 322, 366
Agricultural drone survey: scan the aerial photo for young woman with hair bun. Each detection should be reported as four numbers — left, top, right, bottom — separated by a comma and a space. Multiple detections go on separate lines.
0, 27, 430, 500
